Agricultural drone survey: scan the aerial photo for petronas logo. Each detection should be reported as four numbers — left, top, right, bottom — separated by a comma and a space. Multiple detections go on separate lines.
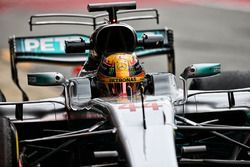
109, 78, 136, 83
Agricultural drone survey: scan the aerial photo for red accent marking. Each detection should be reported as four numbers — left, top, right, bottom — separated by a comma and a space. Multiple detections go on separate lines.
118, 102, 162, 112
129, 103, 137, 112
72, 65, 82, 76
19, 160, 23, 167
119, 103, 136, 112
144, 102, 163, 111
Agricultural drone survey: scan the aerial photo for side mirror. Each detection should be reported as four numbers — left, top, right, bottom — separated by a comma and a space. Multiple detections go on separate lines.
65, 39, 91, 53
178, 63, 221, 105
27, 72, 74, 111
180, 63, 221, 80
139, 34, 164, 49
27, 72, 65, 86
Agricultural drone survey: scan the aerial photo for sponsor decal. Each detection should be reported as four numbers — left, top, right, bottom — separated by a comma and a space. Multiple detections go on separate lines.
24, 37, 81, 52
116, 62, 128, 70
16, 35, 89, 54
109, 77, 136, 83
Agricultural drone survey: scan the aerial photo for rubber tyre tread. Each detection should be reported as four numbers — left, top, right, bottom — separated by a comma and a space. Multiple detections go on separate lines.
0, 117, 16, 167
0, 90, 6, 102
189, 71, 250, 90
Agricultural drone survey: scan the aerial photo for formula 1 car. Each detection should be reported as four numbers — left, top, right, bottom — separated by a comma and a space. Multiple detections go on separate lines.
1, 1, 250, 167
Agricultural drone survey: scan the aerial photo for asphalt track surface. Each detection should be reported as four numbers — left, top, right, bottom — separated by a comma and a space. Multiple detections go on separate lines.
0, 0, 250, 100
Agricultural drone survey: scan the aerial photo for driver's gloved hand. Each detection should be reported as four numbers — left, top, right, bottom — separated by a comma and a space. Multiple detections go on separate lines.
84, 50, 102, 71
84, 55, 101, 71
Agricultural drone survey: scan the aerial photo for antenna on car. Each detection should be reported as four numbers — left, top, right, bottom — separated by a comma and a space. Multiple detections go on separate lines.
87, 1, 136, 23
140, 84, 147, 130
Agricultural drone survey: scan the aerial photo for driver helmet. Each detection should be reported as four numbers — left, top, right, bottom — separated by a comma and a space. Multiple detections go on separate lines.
97, 53, 145, 97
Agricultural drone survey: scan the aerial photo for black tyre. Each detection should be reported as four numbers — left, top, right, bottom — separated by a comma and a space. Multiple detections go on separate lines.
189, 71, 250, 90
0, 90, 6, 102
0, 117, 18, 167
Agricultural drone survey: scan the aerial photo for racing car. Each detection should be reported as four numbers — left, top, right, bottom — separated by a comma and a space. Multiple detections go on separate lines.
1, 1, 250, 167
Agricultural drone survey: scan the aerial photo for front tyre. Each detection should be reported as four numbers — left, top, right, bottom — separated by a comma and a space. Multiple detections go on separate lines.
0, 117, 18, 167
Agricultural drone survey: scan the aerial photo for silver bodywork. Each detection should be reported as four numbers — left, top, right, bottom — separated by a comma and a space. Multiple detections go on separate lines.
105, 96, 178, 167
0, 73, 180, 166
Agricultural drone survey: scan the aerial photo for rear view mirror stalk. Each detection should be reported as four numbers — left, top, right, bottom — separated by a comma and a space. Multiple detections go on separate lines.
177, 63, 221, 105
179, 76, 188, 104
27, 72, 71, 110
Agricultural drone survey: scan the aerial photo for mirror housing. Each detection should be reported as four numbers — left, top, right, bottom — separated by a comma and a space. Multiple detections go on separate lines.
139, 34, 164, 49
27, 72, 66, 86
177, 63, 221, 105
65, 39, 90, 53
180, 63, 221, 80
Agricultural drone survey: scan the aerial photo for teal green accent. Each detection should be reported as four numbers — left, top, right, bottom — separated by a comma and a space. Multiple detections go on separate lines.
36, 75, 54, 85
193, 63, 221, 77
14, 30, 169, 63
130, 68, 136, 75
28, 75, 54, 85
28, 74, 55, 85
135, 29, 169, 57
15, 34, 89, 54
135, 48, 169, 57
109, 68, 115, 75
136, 30, 164, 40
245, 112, 250, 126
14, 34, 89, 64
28, 72, 65, 86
